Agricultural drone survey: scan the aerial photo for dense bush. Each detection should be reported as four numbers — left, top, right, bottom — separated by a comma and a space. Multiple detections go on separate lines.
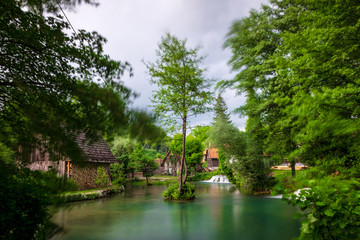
287, 176, 360, 240
110, 163, 128, 186
0, 158, 69, 239
163, 183, 195, 200
217, 149, 236, 184
95, 166, 108, 188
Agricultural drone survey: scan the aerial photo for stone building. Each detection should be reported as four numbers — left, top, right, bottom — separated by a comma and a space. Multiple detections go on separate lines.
153, 151, 181, 175
203, 148, 219, 171
27, 133, 117, 190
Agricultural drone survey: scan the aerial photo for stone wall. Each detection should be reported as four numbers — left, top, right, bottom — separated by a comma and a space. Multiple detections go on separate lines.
71, 162, 112, 190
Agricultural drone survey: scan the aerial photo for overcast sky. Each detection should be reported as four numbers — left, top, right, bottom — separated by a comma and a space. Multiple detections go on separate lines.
65, 0, 268, 131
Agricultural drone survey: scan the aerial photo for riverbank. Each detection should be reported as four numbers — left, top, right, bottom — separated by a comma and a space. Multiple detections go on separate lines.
60, 185, 125, 203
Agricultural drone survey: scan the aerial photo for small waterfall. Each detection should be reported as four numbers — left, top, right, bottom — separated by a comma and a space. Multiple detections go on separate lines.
205, 175, 230, 184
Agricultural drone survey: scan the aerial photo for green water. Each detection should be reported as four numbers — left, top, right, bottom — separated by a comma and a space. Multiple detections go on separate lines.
51, 183, 300, 240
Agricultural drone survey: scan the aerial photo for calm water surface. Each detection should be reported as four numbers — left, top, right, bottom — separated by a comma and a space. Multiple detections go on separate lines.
51, 183, 300, 240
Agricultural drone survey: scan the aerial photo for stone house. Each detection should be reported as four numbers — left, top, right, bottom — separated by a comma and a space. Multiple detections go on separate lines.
203, 148, 219, 171
26, 133, 117, 190
153, 151, 181, 175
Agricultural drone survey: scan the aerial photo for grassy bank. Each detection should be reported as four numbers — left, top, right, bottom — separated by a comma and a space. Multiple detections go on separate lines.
60, 185, 124, 203
271, 169, 309, 195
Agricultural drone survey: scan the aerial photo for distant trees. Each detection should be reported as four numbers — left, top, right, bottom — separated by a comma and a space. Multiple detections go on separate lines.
130, 144, 158, 185
145, 33, 212, 197
213, 94, 231, 123
170, 134, 203, 174
208, 94, 270, 189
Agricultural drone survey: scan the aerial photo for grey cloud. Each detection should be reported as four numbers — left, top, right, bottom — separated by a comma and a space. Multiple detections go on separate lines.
66, 0, 268, 130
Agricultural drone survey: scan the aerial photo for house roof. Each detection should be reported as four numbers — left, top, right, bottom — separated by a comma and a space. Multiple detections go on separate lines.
75, 133, 117, 164
204, 148, 218, 159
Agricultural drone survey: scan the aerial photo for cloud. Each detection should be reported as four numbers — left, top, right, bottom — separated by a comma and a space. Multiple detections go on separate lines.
65, 0, 267, 131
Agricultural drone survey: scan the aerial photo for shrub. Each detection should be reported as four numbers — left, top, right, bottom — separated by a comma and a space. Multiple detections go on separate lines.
110, 163, 127, 186
0, 159, 61, 239
95, 166, 108, 187
163, 183, 196, 200
287, 176, 360, 240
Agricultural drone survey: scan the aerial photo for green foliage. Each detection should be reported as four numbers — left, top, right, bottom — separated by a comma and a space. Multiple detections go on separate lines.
191, 125, 211, 143
1, 0, 160, 163
213, 94, 231, 123
110, 136, 136, 177
217, 149, 236, 184
224, 0, 360, 169
0, 156, 73, 239
144, 148, 158, 160
0, 142, 14, 164
144, 32, 213, 130
145, 32, 213, 196
170, 134, 203, 172
130, 144, 158, 184
208, 118, 268, 189
110, 163, 127, 186
162, 183, 195, 200
287, 176, 360, 240
95, 166, 108, 188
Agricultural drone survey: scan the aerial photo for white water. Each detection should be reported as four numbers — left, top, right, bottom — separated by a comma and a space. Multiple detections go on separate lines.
266, 195, 283, 199
204, 175, 231, 184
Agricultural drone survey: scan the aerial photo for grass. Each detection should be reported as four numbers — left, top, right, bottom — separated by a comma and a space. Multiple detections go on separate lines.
63, 186, 112, 195
60, 185, 124, 202
271, 169, 310, 195
130, 176, 178, 186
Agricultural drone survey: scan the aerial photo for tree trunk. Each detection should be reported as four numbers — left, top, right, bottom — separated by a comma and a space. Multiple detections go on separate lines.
178, 117, 187, 195
182, 157, 188, 185
291, 159, 296, 177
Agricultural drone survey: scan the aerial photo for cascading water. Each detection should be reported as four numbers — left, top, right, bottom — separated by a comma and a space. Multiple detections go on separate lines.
205, 174, 231, 183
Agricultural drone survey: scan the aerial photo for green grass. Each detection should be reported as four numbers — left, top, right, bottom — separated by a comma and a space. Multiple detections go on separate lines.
63, 186, 111, 195
271, 169, 310, 195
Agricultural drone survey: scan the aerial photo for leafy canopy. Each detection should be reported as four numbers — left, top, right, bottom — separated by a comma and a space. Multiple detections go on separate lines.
144, 32, 212, 129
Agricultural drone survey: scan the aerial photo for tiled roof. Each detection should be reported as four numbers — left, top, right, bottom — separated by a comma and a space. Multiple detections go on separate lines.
75, 133, 117, 164
204, 148, 218, 159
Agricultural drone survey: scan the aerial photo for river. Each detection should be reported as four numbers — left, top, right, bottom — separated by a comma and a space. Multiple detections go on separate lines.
51, 182, 300, 240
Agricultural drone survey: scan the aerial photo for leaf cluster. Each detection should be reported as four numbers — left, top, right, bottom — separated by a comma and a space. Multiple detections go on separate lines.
1, 1, 160, 161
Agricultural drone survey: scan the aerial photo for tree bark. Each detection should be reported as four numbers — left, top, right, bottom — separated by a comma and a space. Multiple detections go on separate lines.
182, 157, 188, 185
178, 116, 187, 195
291, 159, 296, 177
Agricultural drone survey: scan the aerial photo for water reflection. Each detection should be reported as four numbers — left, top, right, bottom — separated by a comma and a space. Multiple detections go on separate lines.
51, 183, 300, 240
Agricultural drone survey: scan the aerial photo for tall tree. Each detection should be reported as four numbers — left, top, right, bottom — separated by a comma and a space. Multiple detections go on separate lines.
223, 2, 300, 176
145, 33, 212, 196
213, 94, 231, 123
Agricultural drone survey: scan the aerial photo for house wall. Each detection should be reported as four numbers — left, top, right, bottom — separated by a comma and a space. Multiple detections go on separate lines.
207, 158, 219, 168
71, 162, 112, 190
27, 159, 66, 177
